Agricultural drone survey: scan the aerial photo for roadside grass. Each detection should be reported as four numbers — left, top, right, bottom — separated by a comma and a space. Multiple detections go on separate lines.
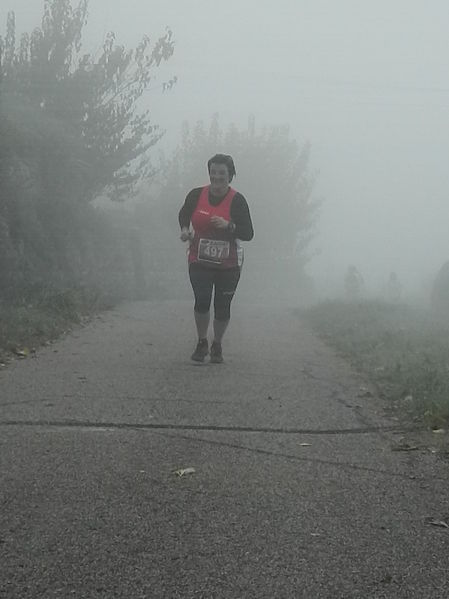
0, 287, 113, 361
302, 300, 449, 429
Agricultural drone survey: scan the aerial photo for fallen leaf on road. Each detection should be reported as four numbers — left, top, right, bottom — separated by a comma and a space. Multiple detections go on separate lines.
358, 386, 373, 397
424, 517, 449, 529
432, 429, 445, 434
173, 467, 196, 477
13, 347, 29, 358
391, 443, 419, 452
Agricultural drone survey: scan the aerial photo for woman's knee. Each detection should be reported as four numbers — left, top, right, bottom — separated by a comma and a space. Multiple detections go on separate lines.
214, 310, 231, 321
214, 299, 232, 321
194, 301, 211, 314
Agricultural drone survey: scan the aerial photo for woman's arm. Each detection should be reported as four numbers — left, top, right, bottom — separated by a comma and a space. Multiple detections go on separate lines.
230, 193, 254, 241
178, 188, 202, 229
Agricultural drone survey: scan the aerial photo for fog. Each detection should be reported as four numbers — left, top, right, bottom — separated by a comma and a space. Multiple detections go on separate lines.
3, 0, 449, 302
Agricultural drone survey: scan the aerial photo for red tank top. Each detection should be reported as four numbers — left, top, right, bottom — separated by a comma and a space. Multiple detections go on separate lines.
188, 185, 238, 268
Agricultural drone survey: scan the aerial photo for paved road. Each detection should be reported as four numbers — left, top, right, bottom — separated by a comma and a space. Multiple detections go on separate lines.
1, 299, 448, 598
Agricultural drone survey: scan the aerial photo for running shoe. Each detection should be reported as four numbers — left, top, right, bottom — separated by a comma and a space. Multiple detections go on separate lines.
191, 338, 208, 362
210, 341, 223, 364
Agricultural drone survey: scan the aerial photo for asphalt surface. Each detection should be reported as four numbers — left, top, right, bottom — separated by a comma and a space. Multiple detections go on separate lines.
1, 299, 448, 598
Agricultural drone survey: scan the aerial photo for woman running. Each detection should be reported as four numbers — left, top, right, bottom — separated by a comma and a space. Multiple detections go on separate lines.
179, 154, 254, 363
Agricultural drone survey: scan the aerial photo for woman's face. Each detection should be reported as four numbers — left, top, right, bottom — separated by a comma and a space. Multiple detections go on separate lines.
209, 163, 230, 196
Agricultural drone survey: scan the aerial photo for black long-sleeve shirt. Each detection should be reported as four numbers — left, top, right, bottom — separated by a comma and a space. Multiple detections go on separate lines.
178, 187, 254, 241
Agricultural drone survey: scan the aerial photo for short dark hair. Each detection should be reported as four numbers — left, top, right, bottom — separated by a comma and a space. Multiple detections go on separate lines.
207, 154, 236, 180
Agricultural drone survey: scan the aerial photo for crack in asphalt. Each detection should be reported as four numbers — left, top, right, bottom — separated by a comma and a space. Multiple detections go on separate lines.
0, 419, 421, 435
154, 430, 432, 482
0, 396, 226, 407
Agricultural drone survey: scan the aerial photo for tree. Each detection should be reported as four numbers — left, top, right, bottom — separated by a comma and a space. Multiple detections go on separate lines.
134, 115, 321, 298
1, 0, 175, 201
0, 0, 175, 299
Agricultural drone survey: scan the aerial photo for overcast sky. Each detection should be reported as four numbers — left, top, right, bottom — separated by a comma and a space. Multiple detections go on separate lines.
3, 1, 449, 295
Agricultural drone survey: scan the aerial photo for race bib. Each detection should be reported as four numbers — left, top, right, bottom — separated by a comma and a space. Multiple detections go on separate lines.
198, 238, 230, 264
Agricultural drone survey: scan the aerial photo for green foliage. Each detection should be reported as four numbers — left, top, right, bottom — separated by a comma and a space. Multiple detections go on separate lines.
0, 0, 174, 301
0, 286, 111, 355
304, 300, 449, 427
1, 0, 174, 201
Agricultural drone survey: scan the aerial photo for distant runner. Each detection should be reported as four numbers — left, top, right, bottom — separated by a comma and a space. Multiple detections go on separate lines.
344, 265, 364, 299
179, 154, 254, 363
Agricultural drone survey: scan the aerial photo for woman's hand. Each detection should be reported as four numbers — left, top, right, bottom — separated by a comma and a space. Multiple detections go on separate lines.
210, 216, 229, 229
180, 227, 193, 242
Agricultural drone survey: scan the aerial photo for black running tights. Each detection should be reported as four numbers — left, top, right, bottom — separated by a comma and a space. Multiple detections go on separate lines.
189, 263, 241, 321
